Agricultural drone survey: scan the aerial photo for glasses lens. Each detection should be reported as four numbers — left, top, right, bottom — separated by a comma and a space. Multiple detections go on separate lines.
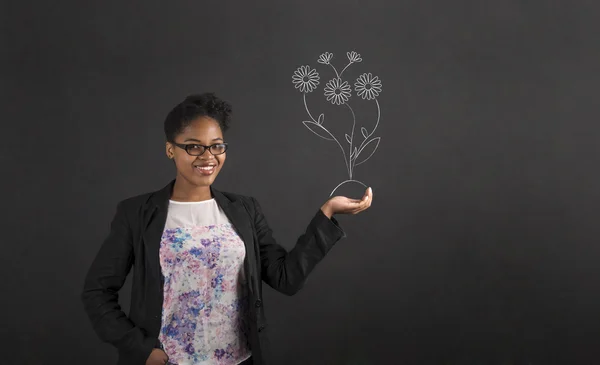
186, 145, 205, 156
210, 144, 227, 155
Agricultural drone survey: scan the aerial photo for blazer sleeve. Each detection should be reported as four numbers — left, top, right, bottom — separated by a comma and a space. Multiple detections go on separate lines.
251, 197, 346, 295
81, 201, 155, 364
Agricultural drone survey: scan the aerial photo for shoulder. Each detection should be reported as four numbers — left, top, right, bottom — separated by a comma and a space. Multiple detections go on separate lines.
114, 181, 173, 214
110, 192, 155, 221
213, 189, 264, 217
118, 191, 155, 209
216, 190, 258, 208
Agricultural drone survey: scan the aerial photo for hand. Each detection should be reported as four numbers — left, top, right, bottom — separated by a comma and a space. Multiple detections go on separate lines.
321, 187, 373, 218
146, 349, 169, 365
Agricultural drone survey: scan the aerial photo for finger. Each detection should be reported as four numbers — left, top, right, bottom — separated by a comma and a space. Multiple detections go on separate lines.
350, 203, 367, 214
365, 187, 373, 202
345, 198, 364, 207
341, 189, 371, 205
337, 195, 370, 214
357, 189, 368, 203
352, 196, 372, 213
360, 188, 373, 209
340, 193, 368, 206
353, 190, 371, 206
358, 188, 371, 206
350, 201, 368, 212
345, 196, 367, 209
361, 187, 372, 199
361, 188, 369, 201
353, 203, 367, 213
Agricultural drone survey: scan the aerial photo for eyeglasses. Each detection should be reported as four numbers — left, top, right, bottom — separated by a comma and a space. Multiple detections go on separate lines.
171, 142, 228, 156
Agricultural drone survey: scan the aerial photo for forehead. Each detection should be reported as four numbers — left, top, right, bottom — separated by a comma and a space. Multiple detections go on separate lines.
178, 117, 223, 140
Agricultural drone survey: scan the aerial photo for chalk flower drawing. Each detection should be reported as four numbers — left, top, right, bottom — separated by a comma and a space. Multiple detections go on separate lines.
291, 50, 383, 196
355, 73, 382, 100
347, 51, 362, 63
318, 52, 333, 65
292, 65, 320, 93
324, 78, 352, 105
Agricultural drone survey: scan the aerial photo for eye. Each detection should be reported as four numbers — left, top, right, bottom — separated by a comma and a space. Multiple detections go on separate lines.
210, 144, 227, 153
188, 144, 203, 151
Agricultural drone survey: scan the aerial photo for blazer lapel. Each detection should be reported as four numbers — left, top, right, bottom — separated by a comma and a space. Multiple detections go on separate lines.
143, 180, 173, 290
212, 187, 258, 296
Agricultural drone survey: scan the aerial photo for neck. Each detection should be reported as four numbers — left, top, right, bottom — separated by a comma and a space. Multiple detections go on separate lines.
171, 177, 212, 202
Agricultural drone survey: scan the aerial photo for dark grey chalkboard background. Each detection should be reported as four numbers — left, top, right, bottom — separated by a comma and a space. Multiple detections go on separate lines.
3, 1, 600, 364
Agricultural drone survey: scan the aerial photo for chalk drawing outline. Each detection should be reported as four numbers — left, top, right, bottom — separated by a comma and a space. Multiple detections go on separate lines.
292, 51, 382, 196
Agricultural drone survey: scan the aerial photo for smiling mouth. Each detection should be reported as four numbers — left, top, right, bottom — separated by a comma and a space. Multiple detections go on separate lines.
194, 165, 217, 175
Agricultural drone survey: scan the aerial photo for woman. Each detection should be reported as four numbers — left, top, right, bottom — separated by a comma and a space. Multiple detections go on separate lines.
81, 93, 373, 365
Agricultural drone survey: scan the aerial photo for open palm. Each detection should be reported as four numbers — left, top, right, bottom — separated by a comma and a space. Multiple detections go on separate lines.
321, 187, 373, 218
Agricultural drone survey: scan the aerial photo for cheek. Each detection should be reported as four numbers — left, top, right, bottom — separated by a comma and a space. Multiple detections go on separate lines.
174, 156, 194, 169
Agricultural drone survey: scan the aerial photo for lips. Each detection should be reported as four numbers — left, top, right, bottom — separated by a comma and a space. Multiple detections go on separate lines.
193, 164, 217, 176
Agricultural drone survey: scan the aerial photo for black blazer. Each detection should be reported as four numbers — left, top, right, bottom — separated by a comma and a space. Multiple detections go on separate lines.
81, 180, 345, 365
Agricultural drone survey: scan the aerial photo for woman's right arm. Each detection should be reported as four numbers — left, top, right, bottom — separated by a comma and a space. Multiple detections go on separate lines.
81, 200, 156, 364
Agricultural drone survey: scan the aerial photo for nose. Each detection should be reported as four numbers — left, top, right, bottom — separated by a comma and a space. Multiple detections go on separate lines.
198, 150, 215, 159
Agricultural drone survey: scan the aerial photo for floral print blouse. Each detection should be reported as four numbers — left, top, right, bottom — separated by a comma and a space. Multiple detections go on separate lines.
158, 199, 252, 365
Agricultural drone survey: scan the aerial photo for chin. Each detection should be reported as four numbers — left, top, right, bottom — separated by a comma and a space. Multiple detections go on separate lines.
193, 178, 216, 187
195, 174, 219, 187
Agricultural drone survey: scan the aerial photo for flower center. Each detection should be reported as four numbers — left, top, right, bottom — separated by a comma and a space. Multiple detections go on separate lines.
303, 76, 309, 82
335, 88, 341, 95
365, 84, 372, 90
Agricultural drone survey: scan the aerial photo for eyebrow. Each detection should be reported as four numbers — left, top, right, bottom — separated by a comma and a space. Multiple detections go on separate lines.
183, 137, 224, 143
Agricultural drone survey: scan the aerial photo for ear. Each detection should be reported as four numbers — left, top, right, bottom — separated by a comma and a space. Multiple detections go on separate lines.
165, 141, 174, 159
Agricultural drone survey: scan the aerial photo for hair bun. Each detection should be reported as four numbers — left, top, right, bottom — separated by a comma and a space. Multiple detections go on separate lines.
164, 92, 232, 140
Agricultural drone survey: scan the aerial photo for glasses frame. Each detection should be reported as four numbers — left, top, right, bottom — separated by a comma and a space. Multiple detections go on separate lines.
171, 142, 229, 156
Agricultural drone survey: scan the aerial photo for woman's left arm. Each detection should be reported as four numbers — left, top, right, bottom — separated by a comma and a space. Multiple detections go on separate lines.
252, 188, 372, 295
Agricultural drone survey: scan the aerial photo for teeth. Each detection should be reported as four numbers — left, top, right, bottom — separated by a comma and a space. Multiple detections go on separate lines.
196, 166, 215, 170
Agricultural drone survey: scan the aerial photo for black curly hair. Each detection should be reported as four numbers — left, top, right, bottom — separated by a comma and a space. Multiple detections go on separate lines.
164, 93, 232, 142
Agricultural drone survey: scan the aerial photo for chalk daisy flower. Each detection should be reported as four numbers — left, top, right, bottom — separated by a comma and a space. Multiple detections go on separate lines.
347, 51, 362, 63
324, 78, 352, 105
318, 52, 333, 65
354, 73, 382, 100
292, 65, 320, 93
